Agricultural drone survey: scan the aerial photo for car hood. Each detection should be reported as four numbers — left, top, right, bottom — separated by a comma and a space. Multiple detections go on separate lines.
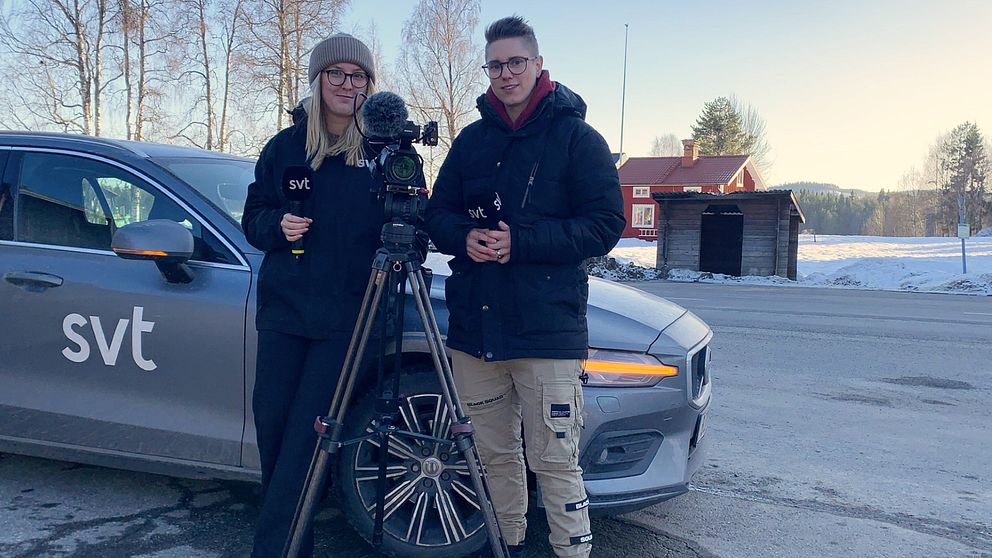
587, 277, 687, 352
428, 272, 687, 353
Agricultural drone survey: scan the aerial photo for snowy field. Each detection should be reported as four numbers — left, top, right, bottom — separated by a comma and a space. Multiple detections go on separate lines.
425, 233, 992, 295
611, 234, 992, 295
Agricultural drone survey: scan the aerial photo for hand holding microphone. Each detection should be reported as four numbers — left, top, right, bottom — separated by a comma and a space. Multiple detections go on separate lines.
281, 214, 311, 242
281, 165, 314, 261
488, 221, 511, 264
465, 191, 510, 263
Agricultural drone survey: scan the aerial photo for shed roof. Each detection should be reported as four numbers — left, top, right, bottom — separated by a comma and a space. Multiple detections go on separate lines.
652, 190, 806, 222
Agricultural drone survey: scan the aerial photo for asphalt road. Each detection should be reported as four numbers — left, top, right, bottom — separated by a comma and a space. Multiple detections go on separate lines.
627, 282, 992, 558
1, 282, 989, 557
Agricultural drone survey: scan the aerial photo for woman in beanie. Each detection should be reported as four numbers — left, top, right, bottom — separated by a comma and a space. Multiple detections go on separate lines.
241, 33, 381, 558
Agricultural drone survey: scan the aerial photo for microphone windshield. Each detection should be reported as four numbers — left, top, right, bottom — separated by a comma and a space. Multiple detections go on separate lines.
361, 91, 408, 139
281, 166, 314, 201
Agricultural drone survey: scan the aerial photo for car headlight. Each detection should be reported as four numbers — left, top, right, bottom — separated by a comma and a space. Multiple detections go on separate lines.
582, 348, 679, 387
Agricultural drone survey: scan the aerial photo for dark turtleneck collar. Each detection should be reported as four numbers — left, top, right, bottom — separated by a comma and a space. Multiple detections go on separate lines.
485, 70, 556, 131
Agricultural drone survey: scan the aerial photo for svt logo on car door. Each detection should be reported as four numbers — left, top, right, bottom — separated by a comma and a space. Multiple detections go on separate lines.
62, 306, 157, 371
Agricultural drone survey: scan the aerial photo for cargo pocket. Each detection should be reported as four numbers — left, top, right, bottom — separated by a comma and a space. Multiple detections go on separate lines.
540, 379, 583, 464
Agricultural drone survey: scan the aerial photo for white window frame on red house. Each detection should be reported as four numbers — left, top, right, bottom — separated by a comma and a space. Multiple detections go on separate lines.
632, 186, 650, 198
683, 186, 702, 193
631, 204, 655, 228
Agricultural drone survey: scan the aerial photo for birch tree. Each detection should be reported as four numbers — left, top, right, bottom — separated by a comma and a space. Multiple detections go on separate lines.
0, 0, 116, 134
649, 133, 681, 156
240, 0, 348, 131
395, 0, 483, 185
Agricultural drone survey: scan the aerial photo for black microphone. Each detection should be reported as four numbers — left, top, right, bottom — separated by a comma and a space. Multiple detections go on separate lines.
281, 165, 313, 261
361, 91, 409, 140
466, 191, 504, 230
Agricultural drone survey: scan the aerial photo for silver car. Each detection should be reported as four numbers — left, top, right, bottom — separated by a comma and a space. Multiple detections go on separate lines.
0, 132, 712, 557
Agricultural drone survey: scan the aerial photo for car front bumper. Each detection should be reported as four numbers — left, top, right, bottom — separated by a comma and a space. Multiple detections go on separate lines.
577, 376, 711, 514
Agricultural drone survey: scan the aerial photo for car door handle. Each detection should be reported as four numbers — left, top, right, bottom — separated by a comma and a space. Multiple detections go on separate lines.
4, 271, 64, 291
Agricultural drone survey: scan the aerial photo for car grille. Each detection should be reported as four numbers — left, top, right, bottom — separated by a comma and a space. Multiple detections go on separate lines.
579, 430, 664, 480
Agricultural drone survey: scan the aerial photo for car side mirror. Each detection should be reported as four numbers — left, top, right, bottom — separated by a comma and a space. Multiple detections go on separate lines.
112, 219, 195, 284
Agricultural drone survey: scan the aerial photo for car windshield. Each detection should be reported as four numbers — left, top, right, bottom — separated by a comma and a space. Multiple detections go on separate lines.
153, 156, 255, 225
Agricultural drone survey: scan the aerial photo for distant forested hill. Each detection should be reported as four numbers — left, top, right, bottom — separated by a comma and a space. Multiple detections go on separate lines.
765, 185, 936, 236
770, 181, 872, 197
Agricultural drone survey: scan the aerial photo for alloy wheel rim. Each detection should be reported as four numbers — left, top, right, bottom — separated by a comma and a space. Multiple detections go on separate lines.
351, 393, 485, 547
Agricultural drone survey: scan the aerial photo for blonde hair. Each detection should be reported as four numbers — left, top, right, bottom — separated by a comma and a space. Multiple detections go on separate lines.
305, 75, 376, 169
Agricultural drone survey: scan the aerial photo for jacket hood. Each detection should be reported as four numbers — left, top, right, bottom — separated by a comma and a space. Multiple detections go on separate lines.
477, 79, 587, 134
289, 97, 309, 126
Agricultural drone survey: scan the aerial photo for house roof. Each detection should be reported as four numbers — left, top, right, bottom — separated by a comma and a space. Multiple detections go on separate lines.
618, 155, 750, 186
652, 190, 806, 222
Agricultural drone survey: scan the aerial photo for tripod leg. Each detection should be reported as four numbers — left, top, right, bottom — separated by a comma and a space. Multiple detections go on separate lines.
283, 267, 389, 558
372, 265, 407, 546
405, 267, 509, 558
329, 268, 379, 419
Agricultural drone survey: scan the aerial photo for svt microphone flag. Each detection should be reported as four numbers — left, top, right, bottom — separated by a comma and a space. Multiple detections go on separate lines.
281, 165, 313, 260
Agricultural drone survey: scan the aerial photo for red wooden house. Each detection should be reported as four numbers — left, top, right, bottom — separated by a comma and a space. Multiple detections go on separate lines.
616, 139, 767, 239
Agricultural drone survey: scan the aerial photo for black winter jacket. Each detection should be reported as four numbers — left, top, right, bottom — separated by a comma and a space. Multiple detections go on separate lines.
242, 119, 385, 339
424, 82, 625, 361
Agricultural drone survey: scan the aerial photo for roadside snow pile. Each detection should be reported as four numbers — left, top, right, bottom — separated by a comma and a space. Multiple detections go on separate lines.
977, 227, 992, 237
608, 237, 660, 268
665, 263, 992, 295
666, 269, 796, 286
801, 259, 992, 295
610, 235, 992, 295
585, 256, 663, 282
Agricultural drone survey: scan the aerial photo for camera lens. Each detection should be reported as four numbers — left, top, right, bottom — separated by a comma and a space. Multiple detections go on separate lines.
389, 155, 418, 182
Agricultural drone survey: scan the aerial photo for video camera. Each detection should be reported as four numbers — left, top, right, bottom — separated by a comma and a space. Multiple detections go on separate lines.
359, 92, 439, 240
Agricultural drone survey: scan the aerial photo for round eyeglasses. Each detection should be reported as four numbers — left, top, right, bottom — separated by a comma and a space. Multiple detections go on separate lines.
482, 56, 538, 79
323, 68, 369, 88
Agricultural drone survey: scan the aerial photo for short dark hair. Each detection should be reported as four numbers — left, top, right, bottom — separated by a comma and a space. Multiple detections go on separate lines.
484, 15, 539, 57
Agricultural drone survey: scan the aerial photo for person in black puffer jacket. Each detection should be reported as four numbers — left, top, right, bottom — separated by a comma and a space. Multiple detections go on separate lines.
241, 33, 382, 558
424, 15, 624, 558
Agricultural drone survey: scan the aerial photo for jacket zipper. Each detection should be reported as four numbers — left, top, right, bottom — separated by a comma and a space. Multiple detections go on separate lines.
521, 161, 539, 209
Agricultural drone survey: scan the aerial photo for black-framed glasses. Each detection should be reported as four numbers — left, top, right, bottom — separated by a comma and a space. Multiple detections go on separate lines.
323, 68, 369, 88
482, 56, 538, 79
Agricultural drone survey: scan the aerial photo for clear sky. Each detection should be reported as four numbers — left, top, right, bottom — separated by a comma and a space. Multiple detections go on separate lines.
342, 0, 992, 191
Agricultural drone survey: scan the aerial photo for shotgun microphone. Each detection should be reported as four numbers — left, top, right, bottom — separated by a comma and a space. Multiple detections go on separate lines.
361, 91, 409, 140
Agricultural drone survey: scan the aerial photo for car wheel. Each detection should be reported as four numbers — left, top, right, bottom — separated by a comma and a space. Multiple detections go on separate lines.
338, 367, 489, 558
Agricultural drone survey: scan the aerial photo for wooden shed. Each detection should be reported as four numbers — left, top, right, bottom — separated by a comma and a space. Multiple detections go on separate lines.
652, 191, 806, 279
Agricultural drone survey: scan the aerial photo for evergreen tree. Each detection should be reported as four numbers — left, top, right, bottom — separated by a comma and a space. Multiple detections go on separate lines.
691, 97, 747, 156
940, 122, 989, 232
691, 96, 771, 171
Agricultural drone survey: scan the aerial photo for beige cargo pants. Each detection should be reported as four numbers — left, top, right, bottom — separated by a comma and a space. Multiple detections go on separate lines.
450, 349, 592, 558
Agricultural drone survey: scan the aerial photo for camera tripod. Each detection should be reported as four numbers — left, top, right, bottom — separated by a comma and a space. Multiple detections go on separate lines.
282, 220, 509, 558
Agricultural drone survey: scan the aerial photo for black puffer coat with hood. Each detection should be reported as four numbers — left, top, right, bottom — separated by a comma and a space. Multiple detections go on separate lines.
242, 104, 385, 339
425, 79, 625, 362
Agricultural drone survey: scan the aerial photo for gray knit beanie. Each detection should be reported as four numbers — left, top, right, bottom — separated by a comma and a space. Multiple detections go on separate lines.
308, 33, 375, 85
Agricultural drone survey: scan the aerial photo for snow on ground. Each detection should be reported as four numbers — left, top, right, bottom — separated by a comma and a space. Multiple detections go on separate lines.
425, 235, 992, 295
611, 235, 992, 295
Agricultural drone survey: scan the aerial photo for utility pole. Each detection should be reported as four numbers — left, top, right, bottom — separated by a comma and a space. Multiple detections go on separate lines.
958, 193, 968, 274
619, 23, 629, 157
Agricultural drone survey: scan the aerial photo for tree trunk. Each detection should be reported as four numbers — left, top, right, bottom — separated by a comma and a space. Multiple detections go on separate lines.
121, 0, 133, 140
135, 0, 147, 140
72, 0, 93, 134
198, 0, 214, 149
276, 0, 287, 130
93, 0, 102, 136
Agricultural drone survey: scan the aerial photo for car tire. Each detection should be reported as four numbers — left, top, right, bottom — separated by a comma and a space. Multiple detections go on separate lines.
338, 366, 489, 558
